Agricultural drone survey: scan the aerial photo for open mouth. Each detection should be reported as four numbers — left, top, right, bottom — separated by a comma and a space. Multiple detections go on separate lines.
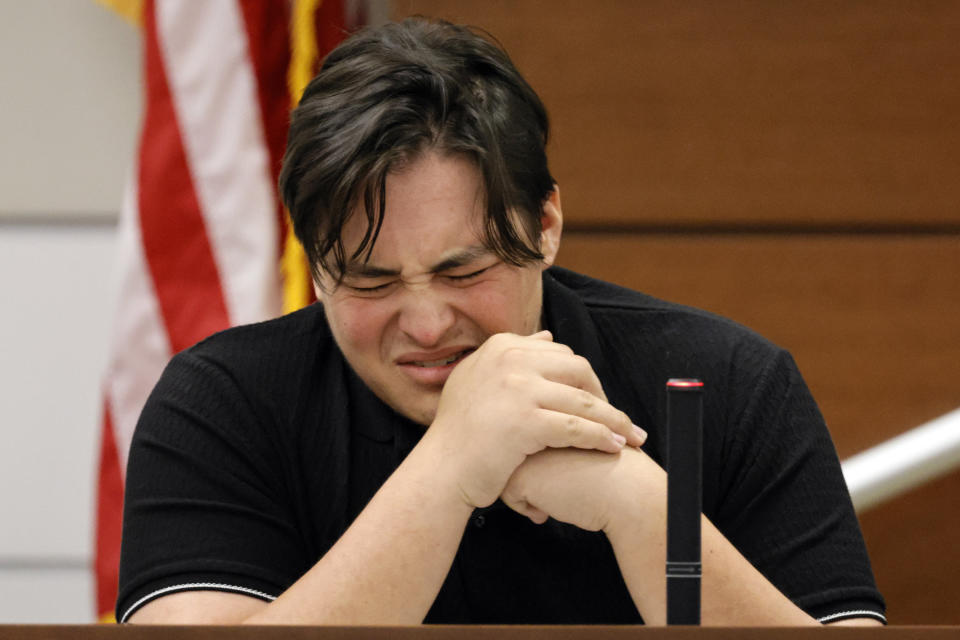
410, 349, 473, 368
398, 348, 476, 386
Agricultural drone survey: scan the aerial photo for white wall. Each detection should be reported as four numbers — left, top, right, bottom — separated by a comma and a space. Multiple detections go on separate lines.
0, 1, 141, 623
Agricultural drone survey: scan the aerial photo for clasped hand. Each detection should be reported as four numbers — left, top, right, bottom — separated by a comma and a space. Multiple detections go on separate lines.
427, 330, 649, 532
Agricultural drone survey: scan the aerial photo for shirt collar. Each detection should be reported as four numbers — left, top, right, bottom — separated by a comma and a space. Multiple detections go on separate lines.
345, 360, 418, 445
542, 268, 613, 396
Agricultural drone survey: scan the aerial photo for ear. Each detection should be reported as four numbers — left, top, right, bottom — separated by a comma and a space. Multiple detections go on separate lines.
312, 278, 325, 303
539, 185, 563, 267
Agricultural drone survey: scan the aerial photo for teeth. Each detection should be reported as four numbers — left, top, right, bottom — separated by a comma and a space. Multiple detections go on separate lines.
412, 351, 465, 368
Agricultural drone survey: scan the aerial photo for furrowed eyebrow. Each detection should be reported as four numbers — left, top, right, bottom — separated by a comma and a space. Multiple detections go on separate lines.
341, 263, 400, 278
342, 246, 492, 279
428, 246, 492, 273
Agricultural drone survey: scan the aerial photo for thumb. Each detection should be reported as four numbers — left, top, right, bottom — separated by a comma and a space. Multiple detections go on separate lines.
503, 495, 550, 525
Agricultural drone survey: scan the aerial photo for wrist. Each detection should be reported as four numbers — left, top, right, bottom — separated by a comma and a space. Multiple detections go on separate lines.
603, 448, 667, 542
410, 422, 485, 513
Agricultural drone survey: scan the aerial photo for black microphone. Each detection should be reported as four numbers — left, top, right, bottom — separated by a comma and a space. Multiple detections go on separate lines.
666, 378, 703, 625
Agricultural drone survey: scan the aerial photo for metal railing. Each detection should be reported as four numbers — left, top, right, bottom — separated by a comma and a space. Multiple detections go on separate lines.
842, 407, 960, 513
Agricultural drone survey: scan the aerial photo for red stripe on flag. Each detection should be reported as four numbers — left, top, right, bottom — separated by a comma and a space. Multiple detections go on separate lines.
139, 0, 231, 352
236, 0, 292, 256
95, 399, 124, 618
315, 0, 348, 60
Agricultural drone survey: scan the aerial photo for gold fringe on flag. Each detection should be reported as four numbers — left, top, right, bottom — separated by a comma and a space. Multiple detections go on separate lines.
95, 0, 143, 27
281, 0, 323, 313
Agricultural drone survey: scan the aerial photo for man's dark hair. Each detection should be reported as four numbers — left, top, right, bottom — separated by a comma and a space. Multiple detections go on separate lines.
278, 17, 555, 284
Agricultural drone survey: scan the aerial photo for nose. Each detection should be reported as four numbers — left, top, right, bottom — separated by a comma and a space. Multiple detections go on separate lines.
396, 284, 457, 347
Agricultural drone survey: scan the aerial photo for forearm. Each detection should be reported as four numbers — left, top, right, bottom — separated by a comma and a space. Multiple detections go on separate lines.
245, 432, 473, 624
605, 455, 816, 626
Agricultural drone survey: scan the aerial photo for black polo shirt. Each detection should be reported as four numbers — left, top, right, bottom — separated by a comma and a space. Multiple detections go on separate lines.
117, 267, 885, 624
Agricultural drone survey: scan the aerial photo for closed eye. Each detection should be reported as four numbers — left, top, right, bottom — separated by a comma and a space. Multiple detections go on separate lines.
446, 266, 491, 282
347, 281, 395, 295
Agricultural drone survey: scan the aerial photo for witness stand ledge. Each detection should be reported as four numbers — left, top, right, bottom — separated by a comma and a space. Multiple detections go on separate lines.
1, 626, 958, 640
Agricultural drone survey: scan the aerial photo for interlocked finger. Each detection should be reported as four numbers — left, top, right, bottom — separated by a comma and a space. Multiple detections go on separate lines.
519, 350, 609, 403
532, 378, 643, 447
530, 408, 630, 453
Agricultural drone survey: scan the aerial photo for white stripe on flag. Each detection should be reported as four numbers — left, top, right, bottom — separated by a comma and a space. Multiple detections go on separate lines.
106, 172, 173, 469
156, 0, 282, 327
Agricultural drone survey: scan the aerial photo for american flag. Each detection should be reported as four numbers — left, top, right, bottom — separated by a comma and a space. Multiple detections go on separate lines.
95, 0, 355, 620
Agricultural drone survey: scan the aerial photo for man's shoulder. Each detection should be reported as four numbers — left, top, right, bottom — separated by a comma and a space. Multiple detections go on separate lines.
142, 302, 344, 442
187, 301, 330, 358
548, 266, 775, 350
545, 267, 787, 409
166, 302, 339, 392
546, 266, 663, 309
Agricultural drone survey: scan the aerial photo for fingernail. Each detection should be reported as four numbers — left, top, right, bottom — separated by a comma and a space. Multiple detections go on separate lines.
612, 433, 627, 447
633, 424, 647, 443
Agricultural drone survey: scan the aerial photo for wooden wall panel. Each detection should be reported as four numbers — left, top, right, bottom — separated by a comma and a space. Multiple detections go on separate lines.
858, 469, 960, 625
556, 234, 960, 457
392, 1, 960, 227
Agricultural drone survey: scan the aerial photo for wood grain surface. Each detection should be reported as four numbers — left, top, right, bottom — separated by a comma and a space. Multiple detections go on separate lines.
0, 625, 956, 639
393, 1, 960, 227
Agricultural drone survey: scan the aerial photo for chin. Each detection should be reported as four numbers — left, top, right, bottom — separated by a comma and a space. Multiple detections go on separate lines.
387, 391, 439, 427
407, 402, 439, 427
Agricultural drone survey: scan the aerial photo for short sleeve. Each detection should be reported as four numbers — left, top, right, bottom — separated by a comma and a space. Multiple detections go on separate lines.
116, 348, 310, 622
711, 348, 886, 624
